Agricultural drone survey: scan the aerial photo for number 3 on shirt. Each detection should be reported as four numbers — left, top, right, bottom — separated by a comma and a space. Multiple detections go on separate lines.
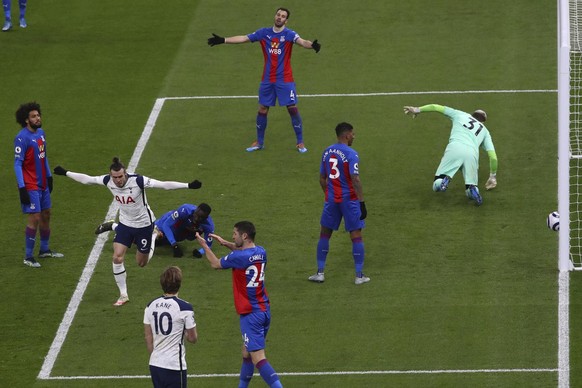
328, 156, 340, 179
246, 263, 265, 287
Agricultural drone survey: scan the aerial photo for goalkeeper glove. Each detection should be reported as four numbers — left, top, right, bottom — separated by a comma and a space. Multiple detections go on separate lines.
188, 180, 202, 189
312, 39, 321, 53
172, 244, 184, 258
360, 201, 367, 220
208, 33, 225, 47
19, 187, 31, 205
47, 176, 53, 193
53, 166, 68, 176
485, 173, 497, 190
403, 106, 420, 118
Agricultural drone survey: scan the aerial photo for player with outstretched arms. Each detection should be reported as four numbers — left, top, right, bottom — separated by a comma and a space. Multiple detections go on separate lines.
404, 104, 498, 206
207, 7, 320, 154
52, 157, 202, 306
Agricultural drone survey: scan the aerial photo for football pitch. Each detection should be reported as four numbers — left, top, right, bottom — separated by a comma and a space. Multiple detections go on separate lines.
0, 0, 578, 387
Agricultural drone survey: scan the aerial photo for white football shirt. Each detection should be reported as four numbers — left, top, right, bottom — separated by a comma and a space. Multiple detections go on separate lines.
143, 295, 196, 370
64, 172, 189, 228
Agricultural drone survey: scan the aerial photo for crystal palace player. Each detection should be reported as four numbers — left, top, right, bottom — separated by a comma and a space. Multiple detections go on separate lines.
207, 7, 320, 154
149, 203, 214, 260
14, 102, 64, 268
308, 122, 369, 285
196, 221, 283, 388
52, 158, 202, 306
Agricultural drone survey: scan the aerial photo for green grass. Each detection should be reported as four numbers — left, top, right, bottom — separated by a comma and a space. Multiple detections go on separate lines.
0, 0, 574, 387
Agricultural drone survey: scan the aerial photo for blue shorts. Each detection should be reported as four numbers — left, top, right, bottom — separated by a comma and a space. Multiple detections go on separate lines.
114, 223, 153, 253
258, 82, 297, 106
149, 365, 187, 388
320, 200, 365, 232
240, 311, 271, 352
21, 188, 51, 214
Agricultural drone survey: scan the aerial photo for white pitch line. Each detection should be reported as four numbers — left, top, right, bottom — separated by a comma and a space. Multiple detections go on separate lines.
42, 367, 559, 381
163, 89, 556, 100
38, 98, 167, 380
558, 270, 570, 388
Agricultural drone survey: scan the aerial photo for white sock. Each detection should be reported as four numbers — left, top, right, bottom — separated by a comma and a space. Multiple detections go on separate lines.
112, 263, 127, 297
112, 222, 118, 231
148, 230, 158, 262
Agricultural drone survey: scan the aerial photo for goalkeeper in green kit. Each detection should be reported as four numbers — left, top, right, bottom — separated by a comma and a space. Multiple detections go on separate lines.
404, 104, 498, 206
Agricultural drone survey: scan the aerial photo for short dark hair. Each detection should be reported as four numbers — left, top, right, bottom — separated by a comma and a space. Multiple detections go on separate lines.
160, 266, 182, 294
277, 7, 290, 19
109, 157, 125, 172
197, 203, 212, 216
234, 221, 256, 241
335, 122, 354, 137
472, 110, 487, 123
16, 102, 41, 128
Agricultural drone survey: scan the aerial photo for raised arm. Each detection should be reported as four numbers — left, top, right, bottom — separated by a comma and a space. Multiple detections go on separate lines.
147, 178, 202, 190
207, 33, 250, 46
296, 37, 320, 53
403, 104, 446, 118
53, 166, 105, 185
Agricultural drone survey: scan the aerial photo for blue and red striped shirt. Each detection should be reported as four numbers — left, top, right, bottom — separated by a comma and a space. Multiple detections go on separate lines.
320, 143, 360, 203
248, 27, 299, 83
14, 127, 51, 190
220, 246, 270, 315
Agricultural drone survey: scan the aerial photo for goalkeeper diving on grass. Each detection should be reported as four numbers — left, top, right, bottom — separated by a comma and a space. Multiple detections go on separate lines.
403, 104, 498, 206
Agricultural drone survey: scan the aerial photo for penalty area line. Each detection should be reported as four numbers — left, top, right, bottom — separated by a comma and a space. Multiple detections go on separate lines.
162, 89, 556, 100
42, 367, 559, 381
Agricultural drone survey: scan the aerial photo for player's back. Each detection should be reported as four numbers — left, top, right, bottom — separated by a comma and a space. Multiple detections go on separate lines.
144, 295, 195, 370
320, 143, 360, 203
444, 107, 492, 151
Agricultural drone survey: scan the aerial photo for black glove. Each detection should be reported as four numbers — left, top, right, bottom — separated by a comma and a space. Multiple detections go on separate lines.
360, 201, 367, 220
208, 33, 225, 47
192, 248, 203, 258
19, 187, 31, 205
188, 180, 202, 189
53, 166, 68, 176
172, 244, 184, 258
47, 176, 53, 193
312, 39, 321, 53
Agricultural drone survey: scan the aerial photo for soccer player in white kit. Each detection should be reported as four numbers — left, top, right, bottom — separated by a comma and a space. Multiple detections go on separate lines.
144, 266, 197, 387
52, 157, 203, 306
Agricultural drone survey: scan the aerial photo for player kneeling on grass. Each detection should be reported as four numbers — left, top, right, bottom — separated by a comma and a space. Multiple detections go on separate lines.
148, 203, 214, 261
403, 104, 498, 206
52, 157, 202, 306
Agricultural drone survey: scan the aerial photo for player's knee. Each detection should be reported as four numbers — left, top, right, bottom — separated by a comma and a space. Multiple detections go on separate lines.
287, 106, 299, 116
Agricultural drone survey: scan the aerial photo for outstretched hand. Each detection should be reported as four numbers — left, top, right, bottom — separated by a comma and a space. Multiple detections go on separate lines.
188, 180, 202, 189
312, 39, 321, 53
208, 33, 225, 47
53, 166, 68, 176
403, 106, 420, 118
